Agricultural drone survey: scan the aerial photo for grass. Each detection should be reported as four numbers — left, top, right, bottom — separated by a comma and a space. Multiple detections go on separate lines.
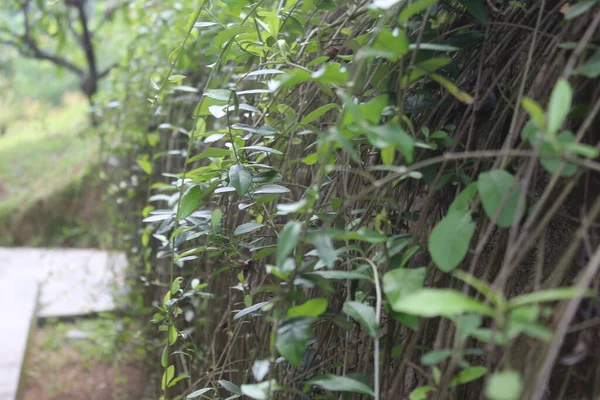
0, 92, 99, 222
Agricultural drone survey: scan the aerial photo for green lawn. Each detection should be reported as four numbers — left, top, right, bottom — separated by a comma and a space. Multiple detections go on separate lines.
0, 94, 99, 221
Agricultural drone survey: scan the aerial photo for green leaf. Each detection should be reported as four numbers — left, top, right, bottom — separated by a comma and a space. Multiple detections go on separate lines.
187, 147, 231, 163
428, 72, 474, 104
241, 380, 278, 400
540, 130, 579, 176
170, 277, 183, 295
313, 233, 337, 269
309, 375, 374, 397
372, 27, 410, 60
428, 210, 475, 272
253, 184, 291, 195
168, 325, 178, 345
343, 301, 378, 337
448, 183, 478, 214
307, 270, 372, 280
508, 287, 589, 309
564, 0, 597, 20
168, 375, 190, 388
391, 289, 493, 317
486, 370, 522, 400
399, 0, 438, 23
162, 365, 175, 390
456, 314, 483, 342
409, 386, 437, 400
300, 103, 340, 125
421, 349, 455, 365
211, 209, 222, 230
338, 227, 388, 244
229, 164, 252, 195
177, 186, 202, 220
275, 317, 315, 367
478, 170, 524, 227
572, 50, 600, 78
547, 79, 572, 136
136, 157, 153, 175
186, 388, 212, 398
450, 366, 487, 387
234, 222, 264, 236
364, 121, 415, 163
462, 0, 488, 24
219, 379, 242, 394
240, 146, 283, 155
521, 97, 545, 129
383, 267, 426, 307
381, 146, 395, 165
311, 62, 349, 86
161, 344, 169, 368
288, 298, 328, 317
278, 221, 302, 265
233, 301, 271, 320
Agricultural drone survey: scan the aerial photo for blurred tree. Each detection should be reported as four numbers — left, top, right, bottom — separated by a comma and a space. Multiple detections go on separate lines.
0, 0, 127, 119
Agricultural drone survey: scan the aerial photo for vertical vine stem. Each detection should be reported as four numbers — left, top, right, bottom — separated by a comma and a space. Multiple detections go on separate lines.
350, 257, 382, 400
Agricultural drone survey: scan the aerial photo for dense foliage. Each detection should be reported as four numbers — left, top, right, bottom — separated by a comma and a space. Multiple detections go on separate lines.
98, 0, 600, 399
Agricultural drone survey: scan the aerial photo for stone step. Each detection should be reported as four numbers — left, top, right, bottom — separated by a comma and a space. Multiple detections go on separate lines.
0, 248, 127, 400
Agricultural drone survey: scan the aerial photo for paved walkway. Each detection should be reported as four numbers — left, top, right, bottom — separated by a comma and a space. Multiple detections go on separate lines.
0, 248, 127, 400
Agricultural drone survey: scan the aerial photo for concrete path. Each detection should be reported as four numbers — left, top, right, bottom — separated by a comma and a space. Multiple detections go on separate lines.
0, 247, 127, 400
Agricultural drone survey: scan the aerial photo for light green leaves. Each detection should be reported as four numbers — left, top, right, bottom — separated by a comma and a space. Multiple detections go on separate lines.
391, 289, 493, 317
309, 375, 374, 397
383, 267, 426, 307
521, 97, 545, 129
229, 164, 252, 195
234, 222, 264, 236
288, 298, 328, 318
241, 380, 278, 400
343, 301, 378, 337
275, 317, 314, 367
428, 210, 475, 272
486, 371, 522, 400
478, 170, 524, 228
277, 221, 301, 265
547, 79, 572, 137
450, 366, 487, 388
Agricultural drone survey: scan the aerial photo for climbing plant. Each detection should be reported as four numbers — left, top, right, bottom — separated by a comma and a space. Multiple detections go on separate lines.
100, 0, 600, 399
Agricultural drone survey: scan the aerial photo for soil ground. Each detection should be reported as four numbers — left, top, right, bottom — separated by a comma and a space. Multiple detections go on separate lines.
22, 318, 149, 400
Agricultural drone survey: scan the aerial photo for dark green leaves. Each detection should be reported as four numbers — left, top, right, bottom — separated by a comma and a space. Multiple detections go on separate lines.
275, 317, 314, 367
428, 210, 475, 272
229, 164, 252, 195
177, 185, 202, 220
478, 170, 524, 228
